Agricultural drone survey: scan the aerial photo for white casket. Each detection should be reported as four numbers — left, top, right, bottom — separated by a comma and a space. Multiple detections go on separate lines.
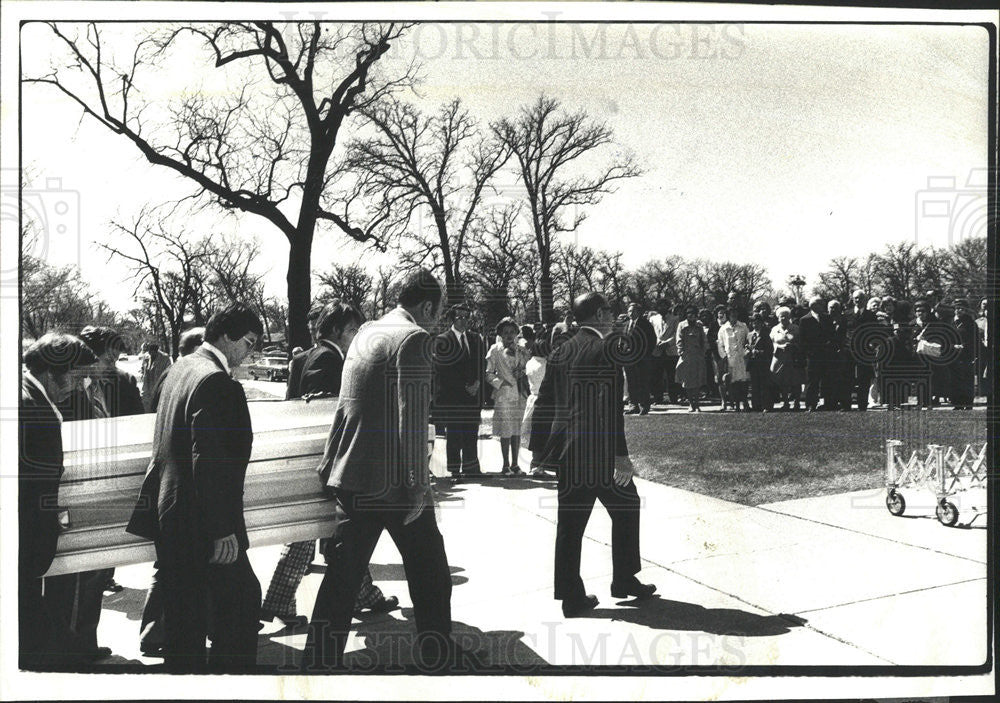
47, 398, 339, 576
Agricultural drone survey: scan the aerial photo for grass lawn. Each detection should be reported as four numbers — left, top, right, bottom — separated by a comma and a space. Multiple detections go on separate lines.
625, 408, 988, 506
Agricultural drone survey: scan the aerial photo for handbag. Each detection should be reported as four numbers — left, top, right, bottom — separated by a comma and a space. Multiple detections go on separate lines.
916, 338, 942, 358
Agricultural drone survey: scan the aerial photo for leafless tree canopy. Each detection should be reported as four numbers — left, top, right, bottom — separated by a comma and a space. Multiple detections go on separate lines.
340, 97, 511, 300
26, 21, 416, 349
493, 95, 642, 322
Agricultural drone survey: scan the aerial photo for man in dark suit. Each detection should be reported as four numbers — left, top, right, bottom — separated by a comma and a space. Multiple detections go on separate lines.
261, 302, 397, 628
798, 296, 836, 411
433, 303, 485, 478
140, 325, 205, 657
846, 291, 879, 411
19, 333, 97, 669
623, 302, 657, 415
286, 303, 326, 400
547, 292, 656, 618
304, 270, 476, 672
126, 303, 263, 673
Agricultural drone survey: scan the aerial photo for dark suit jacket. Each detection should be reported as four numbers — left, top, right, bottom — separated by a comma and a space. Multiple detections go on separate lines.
543, 328, 628, 486
300, 340, 346, 396
126, 347, 253, 564
285, 346, 312, 400
97, 367, 144, 417
318, 308, 431, 503
19, 376, 65, 579
798, 313, 835, 362
432, 328, 484, 421
625, 316, 657, 361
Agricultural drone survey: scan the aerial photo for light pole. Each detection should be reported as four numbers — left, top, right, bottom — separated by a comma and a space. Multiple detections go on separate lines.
788, 275, 806, 306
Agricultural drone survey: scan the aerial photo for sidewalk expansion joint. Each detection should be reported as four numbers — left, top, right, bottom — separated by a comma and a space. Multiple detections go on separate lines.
756, 505, 988, 565
792, 576, 987, 616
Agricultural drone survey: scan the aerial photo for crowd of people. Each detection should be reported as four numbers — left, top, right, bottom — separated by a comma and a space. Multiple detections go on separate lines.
18, 273, 988, 672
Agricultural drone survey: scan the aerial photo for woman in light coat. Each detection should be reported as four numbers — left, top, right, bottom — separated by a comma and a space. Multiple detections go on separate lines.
675, 304, 708, 412
486, 317, 531, 475
718, 306, 751, 411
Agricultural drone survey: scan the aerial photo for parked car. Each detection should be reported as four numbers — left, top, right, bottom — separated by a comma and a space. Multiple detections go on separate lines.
248, 355, 289, 382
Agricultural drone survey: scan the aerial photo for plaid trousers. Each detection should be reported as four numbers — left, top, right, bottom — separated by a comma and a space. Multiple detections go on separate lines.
261, 540, 384, 617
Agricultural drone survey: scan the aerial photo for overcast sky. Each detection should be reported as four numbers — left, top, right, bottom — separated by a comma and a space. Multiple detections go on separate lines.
19, 20, 990, 313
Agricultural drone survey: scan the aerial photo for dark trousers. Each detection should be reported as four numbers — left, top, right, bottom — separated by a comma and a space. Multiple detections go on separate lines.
827, 358, 853, 409
952, 360, 975, 407
442, 417, 480, 474
19, 572, 58, 669
158, 548, 261, 673
649, 355, 666, 402
805, 357, 829, 410
748, 362, 772, 411
625, 359, 652, 410
554, 478, 641, 601
139, 563, 164, 653
44, 567, 112, 653
303, 491, 452, 670
855, 363, 875, 410
663, 355, 680, 402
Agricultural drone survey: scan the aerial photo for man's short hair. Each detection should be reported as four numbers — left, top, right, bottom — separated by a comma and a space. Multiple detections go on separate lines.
318, 301, 363, 338
204, 303, 264, 344
444, 303, 472, 322
308, 303, 327, 322
396, 269, 443, 311
572, 292, 607, 323
147, 342, 159, 354
78, 325, 126, 357
23, 333, 98, 376
179, 327, 205, 356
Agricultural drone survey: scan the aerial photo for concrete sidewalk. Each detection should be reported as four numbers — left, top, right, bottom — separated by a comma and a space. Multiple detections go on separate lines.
86, 433, 988, 672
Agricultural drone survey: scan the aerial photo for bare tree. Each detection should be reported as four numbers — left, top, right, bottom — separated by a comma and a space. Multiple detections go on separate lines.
465, 205, 532, 333
315, 263, 374, 312
341, 98, 511, 302
813, 256, 859, 302
940, 236, 988, 301
493, 95, 642, 322
99, 209, 209, 357
872, 242, 926, 300
26, 21, 415, 350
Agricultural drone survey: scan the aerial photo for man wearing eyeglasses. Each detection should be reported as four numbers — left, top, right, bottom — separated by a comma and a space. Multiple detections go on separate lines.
127, 303, 264, 673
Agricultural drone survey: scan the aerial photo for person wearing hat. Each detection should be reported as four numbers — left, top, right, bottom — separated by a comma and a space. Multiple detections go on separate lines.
951, 297, 979, 410
19, 333, 98, 668
432, 302, 485, 478
913, 298, 958, 408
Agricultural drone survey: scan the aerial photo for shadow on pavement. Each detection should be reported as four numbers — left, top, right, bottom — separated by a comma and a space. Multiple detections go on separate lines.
263, 611, 548, 673
585, 596, 808, 636
368, 562, 469, 586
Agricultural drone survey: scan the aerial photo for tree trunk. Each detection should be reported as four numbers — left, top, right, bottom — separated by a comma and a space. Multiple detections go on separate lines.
286, 234, 313, 354
538, 269, 555, 324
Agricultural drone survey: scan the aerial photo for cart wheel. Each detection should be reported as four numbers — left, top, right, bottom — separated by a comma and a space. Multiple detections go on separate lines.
935, 500, 959, 527
885, 490, 905, 516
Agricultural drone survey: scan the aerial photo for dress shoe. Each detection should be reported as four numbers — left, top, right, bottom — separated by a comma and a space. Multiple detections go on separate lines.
610, 579, 657, 599
561, 594, 599, 617
356, 595, 399, 615
639, 407, 649, 415
103, 578, 124, 594
140, 644, 165, 658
